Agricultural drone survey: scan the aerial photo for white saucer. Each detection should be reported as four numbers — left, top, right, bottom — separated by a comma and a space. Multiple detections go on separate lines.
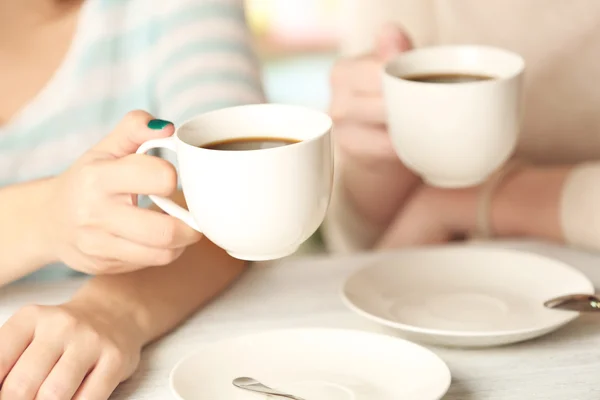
341, 246, 594, 347
170, 328, 451, 400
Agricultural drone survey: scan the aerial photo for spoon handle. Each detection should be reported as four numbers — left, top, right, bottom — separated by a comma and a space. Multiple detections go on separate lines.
233, 378, 305, 400
544, 293, 600, 312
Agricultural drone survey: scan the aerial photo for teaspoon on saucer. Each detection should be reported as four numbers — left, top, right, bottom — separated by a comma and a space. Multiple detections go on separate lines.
233, 377, 306, 400
544, 293, 600, 312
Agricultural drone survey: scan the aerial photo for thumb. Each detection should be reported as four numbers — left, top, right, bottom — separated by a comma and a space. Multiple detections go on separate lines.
376, 23, 413, 62
92, 110, 174, 159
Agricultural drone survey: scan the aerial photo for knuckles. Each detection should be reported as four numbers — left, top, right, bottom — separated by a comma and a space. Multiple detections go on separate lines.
16, 304, 44, 319
77, 163, 103, 193
102, 343, 127, 368
41, 307, 80, 334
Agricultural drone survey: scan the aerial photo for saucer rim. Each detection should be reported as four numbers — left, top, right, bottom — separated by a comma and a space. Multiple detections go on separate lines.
169, 327, 452, 400
340, 246, 595, 338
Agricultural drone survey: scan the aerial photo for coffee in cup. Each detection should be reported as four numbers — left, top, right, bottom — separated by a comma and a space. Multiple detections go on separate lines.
200, 137, 300, 151
400, 72, 494, 84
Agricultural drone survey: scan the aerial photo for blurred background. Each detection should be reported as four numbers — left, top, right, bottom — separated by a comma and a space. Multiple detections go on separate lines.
245, 0, 342, 111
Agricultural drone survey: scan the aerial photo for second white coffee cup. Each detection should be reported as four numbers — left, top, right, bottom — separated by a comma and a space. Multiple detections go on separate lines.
137, 104, 334, 261
383, 45, 525, 187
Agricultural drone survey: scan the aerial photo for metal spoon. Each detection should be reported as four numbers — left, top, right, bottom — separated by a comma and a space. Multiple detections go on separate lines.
544, 293, 600, 312
232, 377, 306, 400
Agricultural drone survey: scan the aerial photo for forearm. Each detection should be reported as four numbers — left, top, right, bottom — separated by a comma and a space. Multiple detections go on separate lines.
71, 237, 246, 345
343, 157, 421, 226
323, 153, 420, 252
490, 165, 569, 241
0, 178, 56, 285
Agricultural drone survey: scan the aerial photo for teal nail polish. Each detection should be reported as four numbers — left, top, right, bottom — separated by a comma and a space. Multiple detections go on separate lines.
147, 119, 172, 130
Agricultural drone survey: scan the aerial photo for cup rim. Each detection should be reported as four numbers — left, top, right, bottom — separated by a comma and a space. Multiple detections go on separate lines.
174, 103, 333, 154
384, 44, 525, 86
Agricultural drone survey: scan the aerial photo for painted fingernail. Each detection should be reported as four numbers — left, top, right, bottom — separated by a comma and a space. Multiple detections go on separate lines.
147, 119, 172, 130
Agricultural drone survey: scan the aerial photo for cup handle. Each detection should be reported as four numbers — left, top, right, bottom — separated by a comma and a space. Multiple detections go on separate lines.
136, 137, 201, 232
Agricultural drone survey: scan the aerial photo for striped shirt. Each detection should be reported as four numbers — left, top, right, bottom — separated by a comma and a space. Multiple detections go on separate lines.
1, 0, 264, 281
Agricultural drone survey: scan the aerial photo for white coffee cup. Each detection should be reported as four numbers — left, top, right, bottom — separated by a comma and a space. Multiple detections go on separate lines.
136, 104, 334, 261
383, 45, 525, 187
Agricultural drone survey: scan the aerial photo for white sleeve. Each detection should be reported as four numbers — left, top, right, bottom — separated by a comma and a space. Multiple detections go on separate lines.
561, 162, 600, 251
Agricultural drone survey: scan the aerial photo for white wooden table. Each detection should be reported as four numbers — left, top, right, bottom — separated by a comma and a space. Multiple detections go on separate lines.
1, 240, 599, 399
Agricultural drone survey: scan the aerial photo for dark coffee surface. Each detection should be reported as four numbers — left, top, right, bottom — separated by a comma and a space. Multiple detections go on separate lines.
402, 73, 494, 83
201, 137, 300, 151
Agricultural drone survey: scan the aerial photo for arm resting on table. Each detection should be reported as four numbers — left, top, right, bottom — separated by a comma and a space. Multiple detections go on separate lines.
482, 161, 600, 251
361, 160, 600, 252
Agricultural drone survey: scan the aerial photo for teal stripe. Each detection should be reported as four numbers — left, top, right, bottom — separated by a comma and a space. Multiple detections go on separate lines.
0, 81, 152, 152
76, 3, 245, 74
161, 3, 245, 32
163, 71, 260, 103
157, 39, 253, 79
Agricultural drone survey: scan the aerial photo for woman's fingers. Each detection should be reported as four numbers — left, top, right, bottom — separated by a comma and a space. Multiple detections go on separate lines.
36, 343, 98, 400
102, 205, 200, 249
99, 154, 177, 197
329, 56, 388, 125
0, 338, 62, 399
334, 122, 399, 162
76, 229, 186, 269
330, 94, 387, 125
0, 309, 35, 384
0, 303, 141, 400
330, 56, 385, 95
92, 111, 173, 159
73, 356, 123, 400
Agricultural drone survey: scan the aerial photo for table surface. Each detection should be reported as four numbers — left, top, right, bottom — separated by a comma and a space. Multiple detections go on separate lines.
1, 240, 599, 400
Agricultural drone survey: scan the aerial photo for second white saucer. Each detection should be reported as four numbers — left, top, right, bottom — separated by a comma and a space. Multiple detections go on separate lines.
341, 246, 594, 347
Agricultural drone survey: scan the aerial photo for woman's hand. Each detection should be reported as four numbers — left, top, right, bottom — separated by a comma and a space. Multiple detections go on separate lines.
328, 24, 421, 230
330, 24, 412, 165
376, 165, 568, 249
46, 110, 201, 274
0, 298, 143, 400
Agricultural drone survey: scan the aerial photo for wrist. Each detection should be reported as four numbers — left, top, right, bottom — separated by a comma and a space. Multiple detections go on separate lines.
402, 165, 570, 243
341, 154, 421, 226
490, 165, 569, 240
70, 281, 150, 346
417, 184, 479, 236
